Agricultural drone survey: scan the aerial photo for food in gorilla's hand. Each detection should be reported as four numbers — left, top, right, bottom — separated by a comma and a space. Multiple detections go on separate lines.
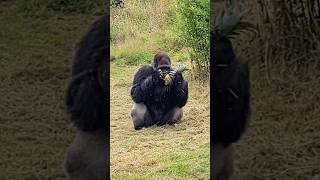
160, 64, 188, 86
164, 74, 173, 86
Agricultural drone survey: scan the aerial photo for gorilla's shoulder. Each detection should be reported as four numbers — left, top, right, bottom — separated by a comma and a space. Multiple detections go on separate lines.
138, 64, 153, 71
134, 65, 153, 76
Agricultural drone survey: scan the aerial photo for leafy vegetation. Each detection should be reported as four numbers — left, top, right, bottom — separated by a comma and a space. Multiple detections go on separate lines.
177, 0, 210, 79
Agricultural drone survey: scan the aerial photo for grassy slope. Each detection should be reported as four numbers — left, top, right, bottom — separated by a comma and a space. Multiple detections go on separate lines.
110, 63, 210, 179
0, 2, 101, 179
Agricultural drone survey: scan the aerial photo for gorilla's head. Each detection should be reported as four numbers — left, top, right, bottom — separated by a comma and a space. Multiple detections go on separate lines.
151, 52, 172, 73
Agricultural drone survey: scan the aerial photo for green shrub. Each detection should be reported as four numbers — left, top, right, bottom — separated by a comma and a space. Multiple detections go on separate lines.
176, 0, 210, 78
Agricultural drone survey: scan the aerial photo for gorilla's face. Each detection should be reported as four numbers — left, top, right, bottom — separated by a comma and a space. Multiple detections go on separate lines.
152, 52, 172, 72
158, 56, 170, 66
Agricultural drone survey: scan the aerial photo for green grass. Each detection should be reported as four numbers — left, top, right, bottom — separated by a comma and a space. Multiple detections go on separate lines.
114, 51, 153, 66
154, 147, 210, 178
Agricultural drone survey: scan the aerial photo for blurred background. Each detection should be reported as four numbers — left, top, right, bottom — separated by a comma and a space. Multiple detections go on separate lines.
215, 0, 320, 179
0, 0, 105, 179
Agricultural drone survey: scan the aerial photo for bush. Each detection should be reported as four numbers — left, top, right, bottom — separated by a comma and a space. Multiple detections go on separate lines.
176, 0, 210, 79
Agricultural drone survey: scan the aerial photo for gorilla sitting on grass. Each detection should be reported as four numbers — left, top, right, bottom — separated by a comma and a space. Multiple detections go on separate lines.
130, 52, 189, 130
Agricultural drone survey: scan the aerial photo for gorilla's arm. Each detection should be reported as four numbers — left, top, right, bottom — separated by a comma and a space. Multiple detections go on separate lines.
171, 72, 188, 107
130, 65, 160, 103
213, 62, 250, 146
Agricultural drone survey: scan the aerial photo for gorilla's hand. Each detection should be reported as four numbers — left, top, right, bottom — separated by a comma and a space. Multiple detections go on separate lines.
158, 69, 173, 79
172, 71, 183, 85
168, 70, 176, 79
158, 69, 177, 86
158, 69, 164, 78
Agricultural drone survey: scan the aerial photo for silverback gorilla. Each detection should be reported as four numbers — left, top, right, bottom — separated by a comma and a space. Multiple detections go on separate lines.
211, 8, 251, 180
63, 14, 108, 180
130, 53, 188, 130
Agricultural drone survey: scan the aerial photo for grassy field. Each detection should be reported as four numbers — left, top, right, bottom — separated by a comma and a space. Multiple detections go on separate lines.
110, 64, 210, 179
0, 1, 102, 179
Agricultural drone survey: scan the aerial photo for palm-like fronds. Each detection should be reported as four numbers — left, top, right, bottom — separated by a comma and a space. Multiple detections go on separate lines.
176, 63, 188, 73
212, 1, 256, 38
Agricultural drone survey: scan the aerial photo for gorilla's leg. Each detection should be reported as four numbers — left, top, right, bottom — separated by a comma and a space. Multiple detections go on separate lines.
212, 143, 233, 180
162, 107, 183, 125
131, 103, 153, 130
64, 130, 107, 180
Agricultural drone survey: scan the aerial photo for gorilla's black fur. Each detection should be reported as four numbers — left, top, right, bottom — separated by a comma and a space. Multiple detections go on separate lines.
130, 52, 188, 129
64, 14, 109, 180
66, 14, 108, 131
211, 27, 251, 180
212, 35, 250, 146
